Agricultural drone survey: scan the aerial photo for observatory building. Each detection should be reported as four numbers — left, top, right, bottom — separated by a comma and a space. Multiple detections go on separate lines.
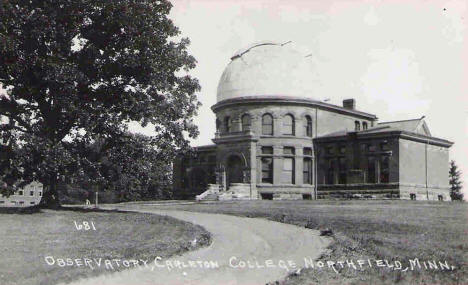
173, 41, 453, 201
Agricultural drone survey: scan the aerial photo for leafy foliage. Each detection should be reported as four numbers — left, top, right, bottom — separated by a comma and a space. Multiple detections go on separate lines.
92, 133, 175, 201
449, 160, 463, 201
0, 0, 200, 206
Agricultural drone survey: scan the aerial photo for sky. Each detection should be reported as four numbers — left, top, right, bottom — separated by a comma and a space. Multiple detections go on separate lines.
166, 0, 468, 197
1, 0, 466, 197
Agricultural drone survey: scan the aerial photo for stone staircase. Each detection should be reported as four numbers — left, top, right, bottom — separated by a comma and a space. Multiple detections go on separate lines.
195, 184, 220, 201
218, 183, 252, 200
196, 183, 254, 201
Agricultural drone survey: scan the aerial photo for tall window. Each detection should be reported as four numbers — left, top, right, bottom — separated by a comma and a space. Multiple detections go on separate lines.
380, 156, 390, 183
362, 122, 368, 130
282, 147, 295, 184
261, 158, 273, 184
216, 119, 221, 132
262, 114, 273, 135
261, 147, 273, 183
326, 159, 336, 184
224, 116, 231, 133
355, 121, 361, 131
241, 114, 251, 131
305, 115, 313, 137
303, 147, 313, 184
367, 156, 376, 183
338, 157, 347, 184
283, 114, 295, 135
303, 158, 312, 184
282, 158, 295, 184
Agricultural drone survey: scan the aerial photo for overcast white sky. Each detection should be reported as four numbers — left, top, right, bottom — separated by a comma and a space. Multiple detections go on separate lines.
1, 0, 466, 197
166, 0, 468, 197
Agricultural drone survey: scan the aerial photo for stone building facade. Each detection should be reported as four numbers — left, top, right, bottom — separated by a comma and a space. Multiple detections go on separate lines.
314, 119, 452, 200
173, 41, 453, 201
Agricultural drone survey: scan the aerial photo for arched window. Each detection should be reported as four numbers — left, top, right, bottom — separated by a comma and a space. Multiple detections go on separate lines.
262, 114, 273, 135
362, 122, 368, 130
283, 114, 295, 135
305, 115, 313, 137
355, 121, 361, 131
224, 116, 231, 133
241, 114, 251, 131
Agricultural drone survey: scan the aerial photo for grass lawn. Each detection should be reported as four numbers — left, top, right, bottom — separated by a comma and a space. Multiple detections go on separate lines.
0, 208, 210, 285
152, 200, 467, 285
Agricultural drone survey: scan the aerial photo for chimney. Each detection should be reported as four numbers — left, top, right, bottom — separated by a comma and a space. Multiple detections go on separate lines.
343, 99, 356, 110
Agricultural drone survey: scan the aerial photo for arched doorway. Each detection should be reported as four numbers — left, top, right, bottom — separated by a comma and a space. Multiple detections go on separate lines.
226, 155, 244, 188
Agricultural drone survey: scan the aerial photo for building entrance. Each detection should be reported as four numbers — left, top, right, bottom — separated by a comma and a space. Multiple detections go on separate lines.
226, 155, 243, 188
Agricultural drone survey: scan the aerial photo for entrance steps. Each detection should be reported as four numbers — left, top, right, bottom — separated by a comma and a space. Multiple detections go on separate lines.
218, 183, 251, 200
196, 183, 255, 201
195, 184, 220, 201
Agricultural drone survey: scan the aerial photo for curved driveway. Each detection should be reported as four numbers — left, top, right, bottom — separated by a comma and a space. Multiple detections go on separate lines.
67, 204, 331, 285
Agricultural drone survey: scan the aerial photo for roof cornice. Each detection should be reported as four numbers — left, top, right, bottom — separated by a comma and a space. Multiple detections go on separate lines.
314, 130, 453, 147
399, 132, 453, 147
212, 96, 378, 120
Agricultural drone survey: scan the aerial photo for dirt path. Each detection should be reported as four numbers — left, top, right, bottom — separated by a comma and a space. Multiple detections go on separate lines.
66, 204, 331, 285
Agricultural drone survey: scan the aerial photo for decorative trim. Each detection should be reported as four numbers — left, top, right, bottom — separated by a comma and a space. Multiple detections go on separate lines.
212, 96, 378, 120
318, 183, 400, 190
314, 130, 453, 148
212, 135, 258, 144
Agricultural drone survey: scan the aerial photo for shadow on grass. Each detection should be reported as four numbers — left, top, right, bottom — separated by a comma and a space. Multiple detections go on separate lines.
54, 205, 130, 214
0, 205, 131, 215
0, 205, 42, 214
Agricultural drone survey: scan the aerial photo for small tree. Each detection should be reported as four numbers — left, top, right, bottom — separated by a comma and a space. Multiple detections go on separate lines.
449, 160, 463, 201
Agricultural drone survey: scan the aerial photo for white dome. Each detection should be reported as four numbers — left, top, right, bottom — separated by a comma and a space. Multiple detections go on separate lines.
216, 41, 317, 103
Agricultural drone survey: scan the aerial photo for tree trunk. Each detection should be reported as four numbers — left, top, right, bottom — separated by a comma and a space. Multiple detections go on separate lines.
41, 178, 61, 209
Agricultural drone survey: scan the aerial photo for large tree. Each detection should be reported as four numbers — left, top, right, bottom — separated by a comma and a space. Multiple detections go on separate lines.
449, 160, 464, 201
0, 0, 200, 207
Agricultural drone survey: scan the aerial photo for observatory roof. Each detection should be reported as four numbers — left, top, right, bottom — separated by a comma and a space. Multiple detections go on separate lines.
216, 41, 317, 103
